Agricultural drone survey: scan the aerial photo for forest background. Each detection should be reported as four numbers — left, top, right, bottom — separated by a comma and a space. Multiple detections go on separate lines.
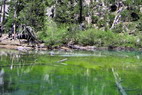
1, 0, 142, 50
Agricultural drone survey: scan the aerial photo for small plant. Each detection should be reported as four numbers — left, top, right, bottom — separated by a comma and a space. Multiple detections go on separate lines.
38, 17, 65, 48
91, 16, 99, 24
111, 23, 124, 33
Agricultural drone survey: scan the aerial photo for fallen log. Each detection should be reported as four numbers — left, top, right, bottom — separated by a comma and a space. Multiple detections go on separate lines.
68, 45, 96, 51
56, 58, 68, 63
112, 68, 127, 95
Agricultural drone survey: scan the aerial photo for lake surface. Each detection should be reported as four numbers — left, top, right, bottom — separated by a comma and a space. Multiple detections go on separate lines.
0, 49, 142, 95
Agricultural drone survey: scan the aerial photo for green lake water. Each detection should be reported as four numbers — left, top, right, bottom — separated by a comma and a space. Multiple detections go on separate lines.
0, 49, 142, 95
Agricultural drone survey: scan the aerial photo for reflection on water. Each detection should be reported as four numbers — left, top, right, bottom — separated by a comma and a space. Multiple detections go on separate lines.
1, 67, 118, 95
0, 69, 4, 86
0, 49, 142, 95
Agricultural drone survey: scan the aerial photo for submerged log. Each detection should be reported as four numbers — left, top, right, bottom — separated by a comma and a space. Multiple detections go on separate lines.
112, 68, 127, 95
56, 58, 68, 63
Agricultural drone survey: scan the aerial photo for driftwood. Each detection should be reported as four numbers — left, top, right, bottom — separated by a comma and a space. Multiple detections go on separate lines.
68, 45, 96, 51
0, 58, 68, 68
112, 68, 127, 95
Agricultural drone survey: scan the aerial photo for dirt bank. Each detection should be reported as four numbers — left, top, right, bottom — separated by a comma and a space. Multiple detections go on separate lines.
0, 34, 47, 51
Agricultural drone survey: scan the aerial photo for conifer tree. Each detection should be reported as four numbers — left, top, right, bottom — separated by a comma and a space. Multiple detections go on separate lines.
5, 0, 45, 32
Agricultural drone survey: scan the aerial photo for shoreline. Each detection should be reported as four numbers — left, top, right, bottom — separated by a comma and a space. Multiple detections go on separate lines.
67, 45, 140, 51
0, 43, 141, 52
0, 34, 141, 52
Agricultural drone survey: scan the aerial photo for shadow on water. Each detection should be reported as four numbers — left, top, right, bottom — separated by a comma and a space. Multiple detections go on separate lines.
0, 49, 142, 95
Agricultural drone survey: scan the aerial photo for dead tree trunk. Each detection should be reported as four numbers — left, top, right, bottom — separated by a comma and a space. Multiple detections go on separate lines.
0, 5, 2, 23
110, 7, 124, 29
13, 6, 17, 40
2, 0, 6, 24
0, 0, 6, 37
79, 0, 83, 23
112, 68, 127, 95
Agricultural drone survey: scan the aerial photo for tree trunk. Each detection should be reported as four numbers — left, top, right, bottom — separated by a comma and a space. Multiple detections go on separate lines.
0, 0, 6, 37
2, 0, 6, 24
79, 0, 83, 23
0, 5, 2, 23
13, 8, 17, 39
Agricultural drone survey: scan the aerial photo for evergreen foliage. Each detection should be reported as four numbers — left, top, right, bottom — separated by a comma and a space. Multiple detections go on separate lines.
5, 0, 45, 32
55, 1, 79, 23
1, 0, 142, 48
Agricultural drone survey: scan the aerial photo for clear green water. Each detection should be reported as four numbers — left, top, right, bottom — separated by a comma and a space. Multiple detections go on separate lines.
0, 49, 142, 95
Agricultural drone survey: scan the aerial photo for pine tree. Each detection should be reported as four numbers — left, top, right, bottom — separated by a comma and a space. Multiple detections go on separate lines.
18, 0, 45, 31
54, 0, 81, 23
5, 0, 45, 32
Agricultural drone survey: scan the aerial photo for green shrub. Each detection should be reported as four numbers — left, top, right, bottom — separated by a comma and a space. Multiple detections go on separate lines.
77, 29, 118, 46
97, 19, 105, 28
77, 28, 138, 47
121, 10, 131, 22
137, 17, 142, 31
119, 33, 137, 47
91, 16, 99, 24
38, 20, 140, 48
108, 14, 115, 26
37, 17, 68, 47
